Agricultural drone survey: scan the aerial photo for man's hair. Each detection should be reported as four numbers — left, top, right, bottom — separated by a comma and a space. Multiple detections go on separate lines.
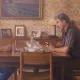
56, 13, 71, 24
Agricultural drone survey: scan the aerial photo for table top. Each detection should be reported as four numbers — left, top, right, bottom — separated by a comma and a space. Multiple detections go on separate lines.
0, 51, 70, 57
0, 51, 71, 64
0, 37, 71, 62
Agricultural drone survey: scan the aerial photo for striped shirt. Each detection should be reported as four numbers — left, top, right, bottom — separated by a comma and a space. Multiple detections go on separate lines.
62, 27, 74, 47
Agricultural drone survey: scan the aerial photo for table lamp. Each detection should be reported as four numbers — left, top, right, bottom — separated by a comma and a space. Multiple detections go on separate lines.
48, 19, 56, 36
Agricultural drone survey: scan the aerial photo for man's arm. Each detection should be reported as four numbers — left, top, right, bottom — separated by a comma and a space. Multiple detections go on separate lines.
48, 45, 68, 53
48, 45, 69, 56
53, 46, 68, 53
54, 28, 74, 53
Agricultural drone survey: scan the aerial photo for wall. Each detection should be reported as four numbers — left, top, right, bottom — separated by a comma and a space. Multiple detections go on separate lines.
0, 0, 80, 37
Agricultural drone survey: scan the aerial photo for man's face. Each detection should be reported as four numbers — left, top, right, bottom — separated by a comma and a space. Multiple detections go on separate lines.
56, 19, 66, 31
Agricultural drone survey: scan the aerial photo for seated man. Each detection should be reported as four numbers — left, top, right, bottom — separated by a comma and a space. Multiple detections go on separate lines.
68, 25, 80, 58
48, 13, 74, 54
47, 13, 75, 80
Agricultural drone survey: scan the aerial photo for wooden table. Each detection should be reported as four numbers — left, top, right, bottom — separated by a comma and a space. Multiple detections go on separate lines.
0, 51, 80, 80
0, 51, 71, 80
0, 51, 70, 65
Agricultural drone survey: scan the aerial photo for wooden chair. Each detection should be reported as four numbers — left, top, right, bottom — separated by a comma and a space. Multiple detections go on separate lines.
35, 38, 57, 46
19, 52, 53, 80
0, 38, 14, 44
0, 38, 15, 51
15, 39, 27, 51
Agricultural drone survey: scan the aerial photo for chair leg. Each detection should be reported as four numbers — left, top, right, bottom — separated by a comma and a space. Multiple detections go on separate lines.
61, 62, 64, 80
14, 68, 17, 80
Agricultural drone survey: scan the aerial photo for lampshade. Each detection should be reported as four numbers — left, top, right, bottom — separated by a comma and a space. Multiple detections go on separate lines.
48, 19, 56, 27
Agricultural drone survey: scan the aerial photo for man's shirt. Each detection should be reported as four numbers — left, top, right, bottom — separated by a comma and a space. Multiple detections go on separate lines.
67, 26, 80, 57
62, 27, 74, 47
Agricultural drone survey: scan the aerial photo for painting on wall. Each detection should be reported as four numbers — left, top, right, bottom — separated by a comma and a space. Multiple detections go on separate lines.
0, 0, 43, 19
1, 29, 12, 38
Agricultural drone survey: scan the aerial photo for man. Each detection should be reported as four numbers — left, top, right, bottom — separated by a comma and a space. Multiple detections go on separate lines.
48, 13, 75, 80
48, 13, 74, 55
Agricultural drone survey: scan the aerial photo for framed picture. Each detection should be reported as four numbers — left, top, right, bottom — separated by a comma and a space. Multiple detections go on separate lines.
1, 29, 12, 38
31, 30, 41, 38
0, 0, 43, 20
15, 25, 26, 38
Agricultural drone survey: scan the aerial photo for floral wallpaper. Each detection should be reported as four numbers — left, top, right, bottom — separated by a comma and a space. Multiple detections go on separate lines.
0, 0, 80, 37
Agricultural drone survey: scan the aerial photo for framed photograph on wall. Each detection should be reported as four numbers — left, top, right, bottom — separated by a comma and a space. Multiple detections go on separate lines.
15, 25, 26, 38
1, 29, 12, 38
31, 30, 41, 38
0, 0, 43, 20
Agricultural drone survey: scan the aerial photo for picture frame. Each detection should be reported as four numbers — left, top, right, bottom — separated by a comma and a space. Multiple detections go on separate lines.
1, 29, 12, 38
0, 0, 43, 20
15, 25, 26, 38
31, 30, 41, 38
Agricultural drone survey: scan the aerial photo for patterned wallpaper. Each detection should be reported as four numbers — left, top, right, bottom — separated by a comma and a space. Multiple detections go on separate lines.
0, 0, 80, 37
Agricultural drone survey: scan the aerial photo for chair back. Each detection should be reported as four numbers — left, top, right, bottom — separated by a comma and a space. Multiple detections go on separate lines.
36, 38, 57, 47
20, 52, 52, 65
15, 39, 26, 48
20, 52, 53, 80
0, 38, 15, 45
0, 38, 15, 51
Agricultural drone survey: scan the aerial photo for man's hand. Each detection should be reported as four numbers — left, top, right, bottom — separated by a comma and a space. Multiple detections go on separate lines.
48, 44, 55, 52
45, 42, 55, 52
